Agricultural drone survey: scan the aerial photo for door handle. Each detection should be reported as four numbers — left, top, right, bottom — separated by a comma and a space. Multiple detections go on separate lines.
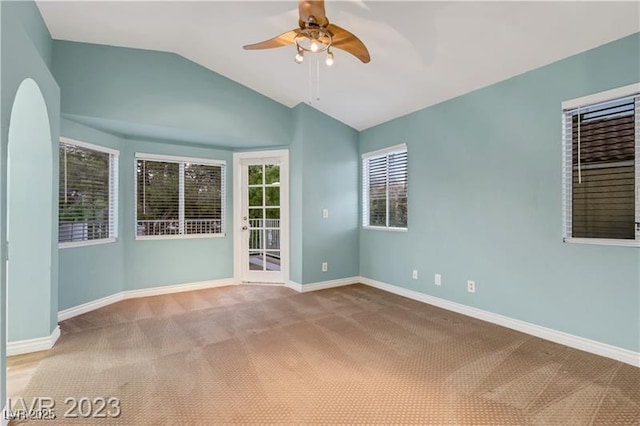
242, 226, 248, 231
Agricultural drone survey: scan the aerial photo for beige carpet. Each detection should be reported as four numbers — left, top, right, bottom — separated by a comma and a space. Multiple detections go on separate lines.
16, 284, 640, 425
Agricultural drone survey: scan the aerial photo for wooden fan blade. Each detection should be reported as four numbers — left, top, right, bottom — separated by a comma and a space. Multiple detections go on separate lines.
298, 0, 329, 27
328, 24, 370, 63
243, 29, 301, 50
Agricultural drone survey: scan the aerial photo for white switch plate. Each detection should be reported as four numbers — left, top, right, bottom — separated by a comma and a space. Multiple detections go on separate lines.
435, 274, 442, 286
412, 270, 418, 280
322, 262, 328, 272
467, 280, 476, 293
322, 209, 329, 218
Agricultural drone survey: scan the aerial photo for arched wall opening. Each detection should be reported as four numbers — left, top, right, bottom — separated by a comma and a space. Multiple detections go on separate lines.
6, 78, 53, 345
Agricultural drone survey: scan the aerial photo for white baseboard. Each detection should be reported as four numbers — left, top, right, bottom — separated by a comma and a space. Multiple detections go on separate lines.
286, 276, 359, 293
123, 278, 235, 299
360, 276, 640, 368
58, 292, 124, 322
58, 278, 235, 322
284, 281, 303, 292
7, 326, 61, 357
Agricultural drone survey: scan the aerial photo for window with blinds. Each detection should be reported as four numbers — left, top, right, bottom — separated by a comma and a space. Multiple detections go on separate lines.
59, 138, 119, 246
362, 144, 408, 229
562, 89, 639, 244
136, 154, 225, 238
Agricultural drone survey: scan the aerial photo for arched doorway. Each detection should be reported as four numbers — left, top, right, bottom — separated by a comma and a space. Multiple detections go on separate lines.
6, 78, 53, 347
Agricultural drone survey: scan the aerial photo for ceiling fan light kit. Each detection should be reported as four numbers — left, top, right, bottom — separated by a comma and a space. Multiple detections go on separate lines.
292, 17, 333, 65
242, 0, 370, 66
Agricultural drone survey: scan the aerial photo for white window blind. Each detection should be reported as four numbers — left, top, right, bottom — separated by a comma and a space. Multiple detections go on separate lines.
59, 138, 119, 246
136, 154, 225, 238
562, 91, 639, 243
362, 144, 408, 229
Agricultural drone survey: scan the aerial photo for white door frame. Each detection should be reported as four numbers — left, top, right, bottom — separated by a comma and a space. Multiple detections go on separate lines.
233, 150, 289, 284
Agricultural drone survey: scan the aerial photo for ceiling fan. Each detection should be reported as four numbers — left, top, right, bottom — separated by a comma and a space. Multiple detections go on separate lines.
243, 0, 370, 66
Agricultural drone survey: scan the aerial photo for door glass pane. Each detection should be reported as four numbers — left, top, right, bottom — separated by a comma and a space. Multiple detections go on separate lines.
265, 228, 280, 250
265, 187, 280, 206
248, 165, 263, 185
248, 187, 263, 206
265, 251, 281, 271
249, 229, 263, 250
265, 165, 279, 184
265, 208, 280, 220
249, 251, 264, 271
244, 162, 283, 279
249, 208, 263, 219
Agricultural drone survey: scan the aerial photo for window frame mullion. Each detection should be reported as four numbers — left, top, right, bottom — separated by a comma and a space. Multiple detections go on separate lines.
179, 162, 185, 235
385, 154, 390, 228
635, 95, 640, 240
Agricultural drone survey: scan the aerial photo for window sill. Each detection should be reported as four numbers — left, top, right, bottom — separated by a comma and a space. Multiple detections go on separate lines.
59, 238, 117, 249
563, 237, 640, 248
363, 226, 408, 233
136, 233, 226, 241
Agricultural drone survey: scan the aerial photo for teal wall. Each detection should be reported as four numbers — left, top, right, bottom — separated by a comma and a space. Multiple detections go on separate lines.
5, 0, 52, 67
1, 0, 60, 408
7, 79, 53, 342
58, 119, 124, 310
59, 103, 357, 301
58, 119, 234, 310
359, 33, 640, 352
291, 104, 360, 285
3, 7, 638, 409
121, 138, 234, 291
51, 40, 292, 149
51, 41, 359, 293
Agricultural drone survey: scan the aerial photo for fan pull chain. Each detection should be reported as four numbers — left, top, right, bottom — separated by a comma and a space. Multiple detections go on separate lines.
316, 56, 320, 101
307, 56, 322, 104
308, 56, 312, 104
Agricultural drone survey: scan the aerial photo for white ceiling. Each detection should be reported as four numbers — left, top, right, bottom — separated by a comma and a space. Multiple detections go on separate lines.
37, 1, 640, 131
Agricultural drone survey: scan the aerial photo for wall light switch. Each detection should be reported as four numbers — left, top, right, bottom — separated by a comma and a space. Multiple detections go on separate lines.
322, 209, 329, 218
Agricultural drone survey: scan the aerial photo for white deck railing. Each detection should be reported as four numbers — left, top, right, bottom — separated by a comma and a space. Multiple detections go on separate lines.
249, 219, 280, 252
59, 220, 109, 242
137, 219, 223, 236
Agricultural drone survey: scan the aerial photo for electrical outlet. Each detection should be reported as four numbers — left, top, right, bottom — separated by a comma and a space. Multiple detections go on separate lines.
322, 209, 329, 218
435, 274, 442, 286
467, 280, 476, 293
322, 262, 328, 272
412, 269, 418, 280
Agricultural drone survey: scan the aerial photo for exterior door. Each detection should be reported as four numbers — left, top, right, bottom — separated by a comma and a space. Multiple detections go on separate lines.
239, 156, 287, 283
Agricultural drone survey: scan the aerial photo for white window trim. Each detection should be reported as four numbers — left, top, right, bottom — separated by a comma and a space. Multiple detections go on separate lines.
59, 238, 117, 249
362, 143, 408, 231
362, 143, 408, 160
562, 83, 640, 110
561, 84, 640, 248
363, 226, 408, 233
60, 136, 119, 156
58, 137, 119, 249
134, 153, 227, 241
564, 238, 640, 248
134, 152, 225, 166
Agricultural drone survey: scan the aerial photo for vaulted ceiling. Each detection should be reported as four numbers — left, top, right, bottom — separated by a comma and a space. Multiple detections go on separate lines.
37, 1, 640, 130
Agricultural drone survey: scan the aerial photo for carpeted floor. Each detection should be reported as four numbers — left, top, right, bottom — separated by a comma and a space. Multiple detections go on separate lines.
16, 284, 640, 425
